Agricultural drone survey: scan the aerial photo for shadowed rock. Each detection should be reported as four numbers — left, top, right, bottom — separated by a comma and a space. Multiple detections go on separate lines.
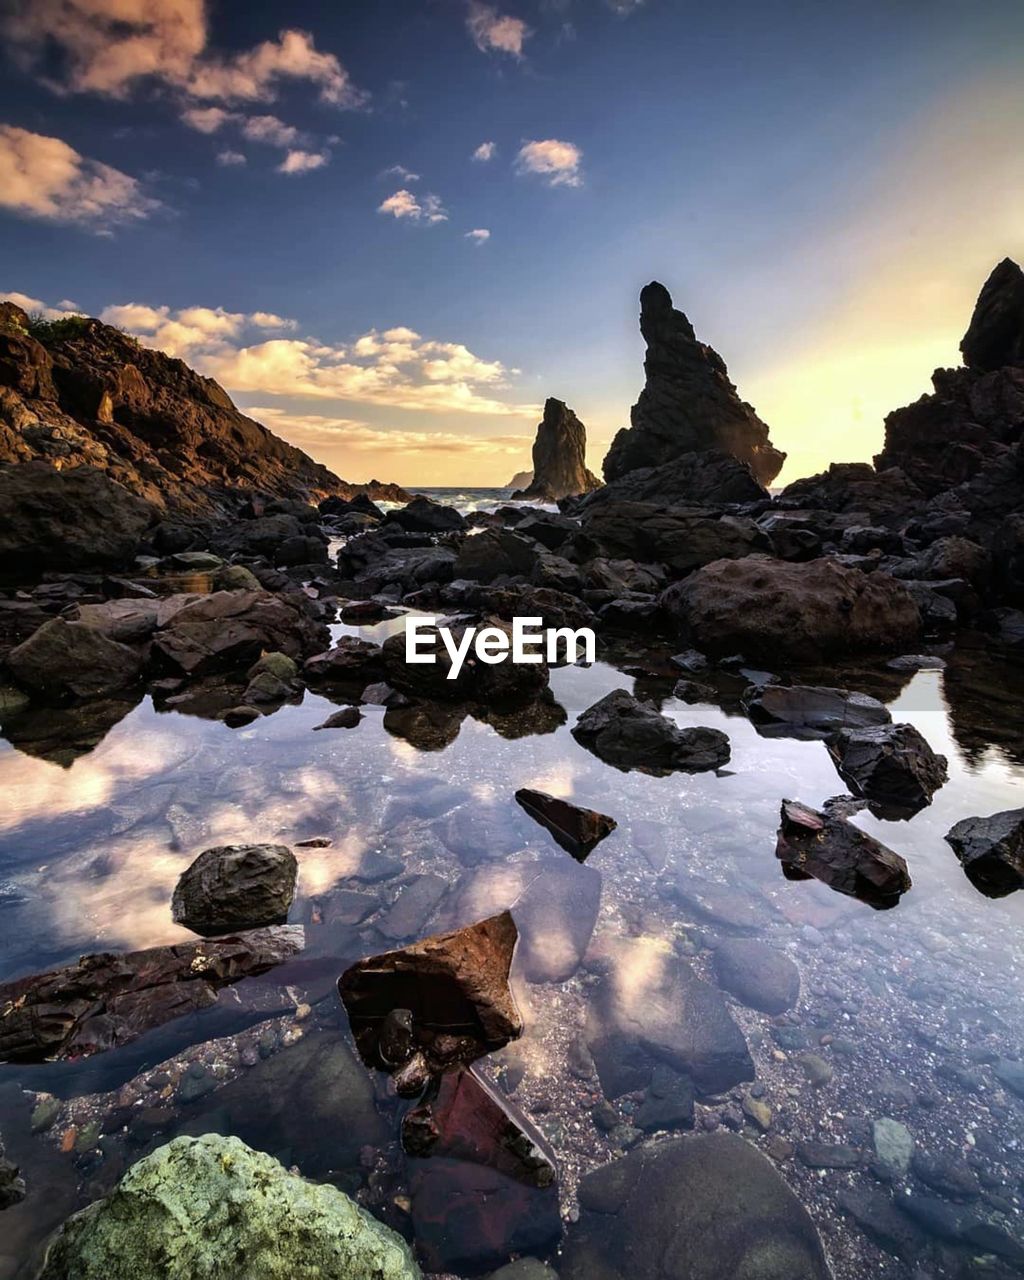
572, 688, 729, 774
742, 683, 891, 740
960, 257, 1024, 371
338, 912, 522, 1075
712, 939, 801, 1014
7, 618, 143, 702
514, 788, 617, 859
603, 281, 785, 486
776, 799, 911, 909
826, 723, 948, 818
384, 495, 466, 533
513, 398, 601, 501
0, 926, 304, 1062
171, 843, 298, 936
945, 808, 1024, 897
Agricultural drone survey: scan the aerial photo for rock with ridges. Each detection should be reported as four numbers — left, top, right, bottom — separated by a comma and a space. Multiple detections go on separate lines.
742, 683, 891, 739
572, 689, 729, 774
776, 799, 911, 909
171, 843, 297, 936
513, 398, 601, 501
7, 618, 143, 701
960, 256, 1024, 371
826, 722, 948, 818
945, 808, 1024, 897
514, 788, 617, 859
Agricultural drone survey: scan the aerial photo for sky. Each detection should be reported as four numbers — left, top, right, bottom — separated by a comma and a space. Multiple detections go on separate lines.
1, 0, 1022, 488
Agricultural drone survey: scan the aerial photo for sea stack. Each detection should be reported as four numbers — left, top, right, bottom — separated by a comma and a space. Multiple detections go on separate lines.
602, 281, 785, 487
513, 398, 601, 501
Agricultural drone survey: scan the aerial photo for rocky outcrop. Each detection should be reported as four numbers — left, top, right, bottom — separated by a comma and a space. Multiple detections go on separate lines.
171, 844, 298, 936
662, 555, 921, 662
960, 257, 1024, 371
7, 617, 144, 701
513, 398, 600, 501
577, 449, 767, 510
603, 282, 785, 487
505, 469, 533, 491
776, 799, 911, 909
36, 1134, 420, 1280
572, 689, 730, 774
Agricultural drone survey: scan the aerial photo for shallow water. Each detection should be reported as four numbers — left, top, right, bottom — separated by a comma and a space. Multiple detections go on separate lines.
1, 601, 1023, 1273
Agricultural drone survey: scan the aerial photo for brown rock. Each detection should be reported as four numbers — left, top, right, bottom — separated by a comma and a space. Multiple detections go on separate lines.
776, 799, 911, 909
514, 788, 616, 859
7, 617, 144, 701
513, 398, 601, 501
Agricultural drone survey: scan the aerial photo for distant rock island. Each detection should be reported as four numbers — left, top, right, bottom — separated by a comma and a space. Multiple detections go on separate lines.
505, 469, 533, 491
512, 398, 601, 502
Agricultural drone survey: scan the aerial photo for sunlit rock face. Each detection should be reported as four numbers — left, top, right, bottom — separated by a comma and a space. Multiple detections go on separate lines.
603, 281, 785, 487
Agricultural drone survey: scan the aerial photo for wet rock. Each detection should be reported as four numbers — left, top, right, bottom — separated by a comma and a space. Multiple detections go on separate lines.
670, 876, 763, 932
513, 398, 601, 501
0, 925, 303, 1062
712, 939, 801, 1014
402, 1065, 556, 1188
662, 555, 921, 663
603, 281, 785, 486
440, 803, 527, 866
487, 1261, 560, 1280
303, 635, 384, 685
514, 788, 617, 860
151, 590, 328, 676
911, 1152, 980, 1202
994, 1058, 1024, 1097
384, 495, 466, 533
562, 1133, 829, 1280
171, 843, 298, 936
7, 618, 143, 701
838, 1186, 926, 1261
314, 706, 362, 729
222, 704, 260, 727
794, 1053, 834, 1087
36, 1134, 419, 1279
826, 722, 948, 818
382, 620, 550, 706
944, 808, 1024, 897
0, 1136, 25, 1210
584, 937, 753, 1097
776, 799, 912, 909
873, 1117, 914, 1175
378, 874, 449, 941
571, 689, 730, 775
741, 683, 891, 740
635, 1065, 695, 1133
338, 912, 523, 1075
795, 1141, 858, 1169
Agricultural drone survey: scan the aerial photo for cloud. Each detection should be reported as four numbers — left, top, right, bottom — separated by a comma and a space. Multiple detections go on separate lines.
378, 189, 448, 223
0, 124, 159, 230
241, 114, 302, 147
3, 2, 367, 108
381, 164, 420, 182
515, 138, 583, 187
252, 407, 533, 457
98, 302, 295, 356
276, 149, 329, 175
606, 0, 645, 12
466, 228, 491, 244
466, 2, 531, 56
0, 290, 81, 319
216, 149, 246, 166
181, 105, 232, 134
472, 141, 497, 162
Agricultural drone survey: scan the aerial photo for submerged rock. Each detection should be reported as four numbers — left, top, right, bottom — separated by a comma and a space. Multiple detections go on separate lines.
338, 912, 523, 1075
513, 397, 601, 501
0, 1136, 25, 1210
571, 689, 729, 774
945, 808, 1024, 897
562, 1133, 830, 1280
741, 683, 891, 740
826, 722, 948, 818
7, 618, 143, 701
171, 843, 298, 936
36, 1134, 420, 1279
712, 939, 801, 1014
514, 788, 617, 859
776, 799, 911, 909
402, 1064, 556, 1188
0, 925, 303, 1062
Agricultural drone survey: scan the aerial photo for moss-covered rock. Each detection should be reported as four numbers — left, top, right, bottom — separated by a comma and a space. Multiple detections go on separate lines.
37, 1133, 420, 1280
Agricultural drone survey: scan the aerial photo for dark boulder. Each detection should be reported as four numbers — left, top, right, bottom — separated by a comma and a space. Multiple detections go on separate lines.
945, 808, 1024, 897
581, 502, 766, 574
0, 1138, 25, 1210
7, 618, 144, 701
603, 281, 785, 486
579, 449, 766, 510
384, 495, 466, 533
171, 844, 298, 936
381, 620, 550, 706
826, 722, 948, 818
741, 683, 891, 739
776, 799, 911, 909
514, 788, 617, 859
960, 257, 1024, 371
453, 528, 541, 582
571, 689, 730, 774
303, 636, 384, 686
512, 398, 600, 501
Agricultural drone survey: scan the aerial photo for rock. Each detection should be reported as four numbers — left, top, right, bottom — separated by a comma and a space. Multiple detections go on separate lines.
514, 789, 617, 860
636, 1065, 696, 1132
453, 528, 542, 582
712, 939, 801, 1014
584, 936, 753, 1097
826, 723, 948, 818
0, 462, 155, 584
578, 449, 767, 509
513, 398, 601, 501
562, 1133, 829, 1280
994, 1057, 1024, 1097
338, 912, 523, 1075
571, 689, 730, 774
402, 1064, 556, 1188
378, 874, 449, 941
303, 635, 384, 685
36, 1134, 420, 1279
603, 282, 785, 487
795, 1141, 858, 1169
776, 799, 911, 909
777, 461, 925, 521
0, 925, 303, 1062
873, 1117, 914, 1175
171, 843, 298, 936
580, 503, 766, 574
910, 1152, 980, 1202
314, 707, 362, 729
837, 1186, 925, 1261
662, 555, 921, 662
7, 617, 143, 701
151, 590, 328, 676
945, 808, 1024, 896
487, 1262, 559, 1280
385, 495, 466, 533
0, 1137, 25, 1210
960, 256, 1024, 371
794, 1054, 834, 1087
741, 683, 891, 740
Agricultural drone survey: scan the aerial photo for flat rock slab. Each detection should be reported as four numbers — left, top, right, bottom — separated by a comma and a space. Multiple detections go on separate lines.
514, 788, 617, 860
776, 799, 911, 910
741, 683, 891, 739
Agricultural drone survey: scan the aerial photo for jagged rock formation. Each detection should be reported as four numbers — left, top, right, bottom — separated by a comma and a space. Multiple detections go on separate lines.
603, 281, 785, 487
505, 468, 533, 490
513, 398, 600, 501
0, 300, 409, 518
960, 257, 1024, 371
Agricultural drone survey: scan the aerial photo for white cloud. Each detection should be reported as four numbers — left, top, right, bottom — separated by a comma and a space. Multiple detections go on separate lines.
3, 3, 367, 108
276, 149, 329, 175
0, 124, 159, 230
378, 189, 448, 223
0, 290, 81, 319
98, 303, 295, 356
466, 228, 491, 244
216, 149, 246, 167
515, 138, 583, 187
472, 141, 497, 162
251, 311, 297, 330
381, 164, 420, 182
242, 114, 302, 147
466, 2, 531, 56
181, 105, 232, 134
